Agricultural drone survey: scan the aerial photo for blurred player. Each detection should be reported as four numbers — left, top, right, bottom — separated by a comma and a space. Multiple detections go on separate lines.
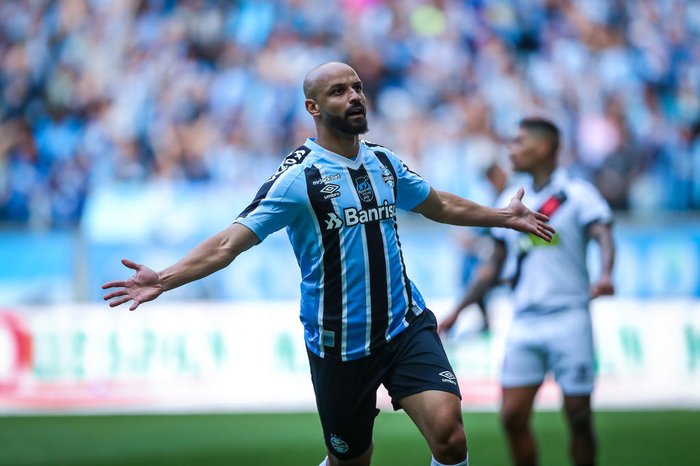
439, 117, 615, 466
102, 63, 554, 466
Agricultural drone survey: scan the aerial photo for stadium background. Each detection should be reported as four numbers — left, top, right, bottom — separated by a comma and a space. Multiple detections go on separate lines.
0, 0, 698, 465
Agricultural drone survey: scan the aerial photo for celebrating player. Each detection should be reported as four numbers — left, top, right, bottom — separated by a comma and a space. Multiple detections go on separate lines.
439, 117, 615, 466
103, 62, 554, 466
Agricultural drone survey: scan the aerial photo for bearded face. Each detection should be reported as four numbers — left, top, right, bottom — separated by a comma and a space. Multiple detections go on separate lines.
319, 103, 368, 136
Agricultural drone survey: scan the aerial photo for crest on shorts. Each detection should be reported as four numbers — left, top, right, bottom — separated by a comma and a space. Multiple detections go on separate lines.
330, 434, 349, 454
354, 176, 374, 203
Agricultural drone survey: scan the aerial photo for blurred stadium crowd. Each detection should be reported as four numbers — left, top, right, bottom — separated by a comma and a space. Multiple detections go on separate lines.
1, 0, 700, 229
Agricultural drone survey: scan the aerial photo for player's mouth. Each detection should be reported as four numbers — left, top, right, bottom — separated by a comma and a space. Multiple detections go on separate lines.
346, 105, 365, 119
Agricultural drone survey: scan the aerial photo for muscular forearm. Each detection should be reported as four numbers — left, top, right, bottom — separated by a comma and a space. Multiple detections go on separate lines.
159, 224, 257, 292
418, 191, 510, 227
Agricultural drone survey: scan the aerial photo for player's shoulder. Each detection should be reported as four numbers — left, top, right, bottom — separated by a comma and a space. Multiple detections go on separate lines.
267, 144, 316, 184
563, 173, 603, 200
362, 139, 395, 156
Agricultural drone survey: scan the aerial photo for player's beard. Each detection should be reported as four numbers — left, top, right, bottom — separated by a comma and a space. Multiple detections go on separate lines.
321, 108, 368, 136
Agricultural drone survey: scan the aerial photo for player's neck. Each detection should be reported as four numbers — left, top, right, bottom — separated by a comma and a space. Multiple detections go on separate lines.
532, 166, 556, 191
315, 131, 361, 159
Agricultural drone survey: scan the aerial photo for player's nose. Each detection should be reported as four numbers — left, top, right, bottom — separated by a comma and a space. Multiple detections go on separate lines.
349, 88, 362, 103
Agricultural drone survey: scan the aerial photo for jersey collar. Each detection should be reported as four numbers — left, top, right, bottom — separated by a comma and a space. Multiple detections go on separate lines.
305, 138, 366, 169
529, 167, 569, 193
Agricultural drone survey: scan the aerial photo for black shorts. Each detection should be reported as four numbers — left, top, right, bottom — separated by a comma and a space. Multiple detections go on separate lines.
307, 309, 461, 460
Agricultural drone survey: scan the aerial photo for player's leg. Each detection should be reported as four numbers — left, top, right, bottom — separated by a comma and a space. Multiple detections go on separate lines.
563, 394, 595, 466
500, 384, 540, 466
400, 390, 468, 465
550, 308, 597, 466
324, 444, 374, 466
384, 309, 467, 465
500, 315, 548, 466
307, 349, 382, 466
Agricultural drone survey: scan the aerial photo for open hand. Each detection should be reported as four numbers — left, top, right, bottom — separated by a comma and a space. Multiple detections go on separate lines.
504, 187, 555, 242
102, 259, 163, 311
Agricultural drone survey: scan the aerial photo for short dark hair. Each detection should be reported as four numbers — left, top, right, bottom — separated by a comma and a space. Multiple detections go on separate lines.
519, 117, 560, 158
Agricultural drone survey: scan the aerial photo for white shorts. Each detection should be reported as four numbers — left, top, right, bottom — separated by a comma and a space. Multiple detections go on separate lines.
501, 307, 595, 396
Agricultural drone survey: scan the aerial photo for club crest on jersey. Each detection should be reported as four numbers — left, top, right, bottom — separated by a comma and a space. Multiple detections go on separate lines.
380, 165, 395, 188
354, 176, 374, 202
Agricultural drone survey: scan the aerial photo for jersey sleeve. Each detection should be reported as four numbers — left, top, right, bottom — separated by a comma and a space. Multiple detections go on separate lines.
575, 181, 613, 227
234, 168, 305, 242
382, 150, 431, 210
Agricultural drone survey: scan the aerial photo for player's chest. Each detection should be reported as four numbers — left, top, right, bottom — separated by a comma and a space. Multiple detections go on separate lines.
306, 162, 396, 208
305, 162, 397, 231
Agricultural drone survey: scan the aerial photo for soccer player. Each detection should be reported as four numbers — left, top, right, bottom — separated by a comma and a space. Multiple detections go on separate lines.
439, 117, 615, 466
102, 63, 554, 466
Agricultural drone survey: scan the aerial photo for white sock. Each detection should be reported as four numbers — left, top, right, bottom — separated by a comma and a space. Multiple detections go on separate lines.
318, 456, 328, 466
431, 451, 469, 466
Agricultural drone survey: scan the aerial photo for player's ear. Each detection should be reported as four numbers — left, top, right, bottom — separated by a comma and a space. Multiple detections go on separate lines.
305, 99, 320, 117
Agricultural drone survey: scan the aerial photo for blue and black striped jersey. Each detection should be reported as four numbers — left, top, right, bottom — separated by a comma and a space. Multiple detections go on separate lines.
236, 138, 429, 361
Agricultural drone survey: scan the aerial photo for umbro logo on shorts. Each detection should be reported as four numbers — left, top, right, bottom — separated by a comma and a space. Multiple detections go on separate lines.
439, 371, 457, 385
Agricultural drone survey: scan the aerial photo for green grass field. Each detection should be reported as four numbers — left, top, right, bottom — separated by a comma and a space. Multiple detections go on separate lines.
0, 410, 697, 465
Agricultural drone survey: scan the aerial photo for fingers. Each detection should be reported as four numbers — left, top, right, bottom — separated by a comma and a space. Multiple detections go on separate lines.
121, 258, 141, 271
102, 280, 126, 289
534, 212, 550, 222
532, 227, 553, 242
103, 289, 128, 300
108, 296, 132, 307
129, 301, 141, 311
515, 186, 524, 200
102, 259, 140, 289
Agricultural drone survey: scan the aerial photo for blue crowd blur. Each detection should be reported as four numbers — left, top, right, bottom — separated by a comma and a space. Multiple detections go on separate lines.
1, 0, 700, 230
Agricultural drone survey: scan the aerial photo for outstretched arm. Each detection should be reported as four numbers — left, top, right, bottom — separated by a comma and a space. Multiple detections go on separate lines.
102, 223, 259, 310
412, 187, 555, 242
588, 221, 615, 298
438, 241, 507, 334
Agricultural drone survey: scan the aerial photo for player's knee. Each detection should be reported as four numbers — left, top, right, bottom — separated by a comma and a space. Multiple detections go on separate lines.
565, 399, 593, 435
430, 416, 467, 462
328, 444, 373, 466
500, 405, 529, 434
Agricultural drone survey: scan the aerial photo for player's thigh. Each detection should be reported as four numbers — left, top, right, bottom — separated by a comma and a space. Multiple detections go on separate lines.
307, 350, 382, 461
501, 384, 540, 427
501, 317, 548, 389
399, 389, 464, 447
384, 310, 464, 442
548, 309, 595, 396
383, 309, 462, 408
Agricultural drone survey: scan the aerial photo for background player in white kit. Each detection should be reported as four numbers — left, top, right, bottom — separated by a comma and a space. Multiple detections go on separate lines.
439, 117, 615, 466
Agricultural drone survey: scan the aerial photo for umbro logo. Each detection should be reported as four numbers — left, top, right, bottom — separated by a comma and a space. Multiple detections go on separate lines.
319, 183, 341, 199
320, 184, 339, 194
439, 371, 457, 385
